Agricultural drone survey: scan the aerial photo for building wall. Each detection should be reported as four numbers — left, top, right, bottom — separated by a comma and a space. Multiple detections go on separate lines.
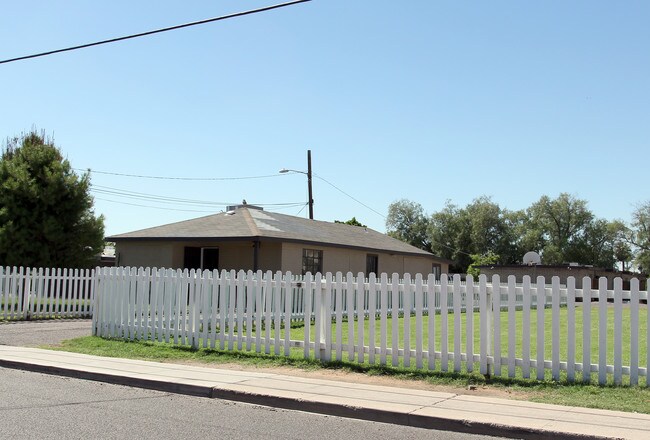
279, 242, 446, 277
479, 265, 647, 290
115, 241, 175, 268
115, 239, 448, 278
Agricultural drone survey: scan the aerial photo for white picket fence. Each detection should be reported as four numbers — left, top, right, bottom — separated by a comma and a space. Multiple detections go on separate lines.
0, 266, 95, 320
93, 267, 649, 386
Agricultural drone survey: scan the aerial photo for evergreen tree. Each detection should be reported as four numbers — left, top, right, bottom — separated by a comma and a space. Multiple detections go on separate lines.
0, 131, 105, 268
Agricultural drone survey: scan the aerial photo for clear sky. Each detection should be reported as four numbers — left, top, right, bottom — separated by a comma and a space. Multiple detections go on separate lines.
1, 1, 648, 237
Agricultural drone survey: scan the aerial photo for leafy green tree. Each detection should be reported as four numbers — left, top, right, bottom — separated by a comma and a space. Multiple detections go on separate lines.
0, 131, 105, 268
575, 219, 629, 269
334, 217, 366, 227
466, 251, 500, 278
629, 201, 650, 274
386, 199, 431, 252
524, 193, 594, 264
428, 197, 522, 272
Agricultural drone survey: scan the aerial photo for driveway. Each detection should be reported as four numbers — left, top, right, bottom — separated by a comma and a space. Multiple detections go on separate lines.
0, 320, 92, 347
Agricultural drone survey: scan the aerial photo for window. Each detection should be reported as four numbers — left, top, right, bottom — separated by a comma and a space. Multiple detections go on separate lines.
432, 263, 441, 280
184, 247, 201, 270
184, 246, 219, 270
302, 249, 323, 275
366, 254, 378, 276
201, 248, 219, 271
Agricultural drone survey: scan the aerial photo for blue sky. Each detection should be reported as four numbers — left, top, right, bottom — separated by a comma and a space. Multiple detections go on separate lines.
1, 1, 648, 237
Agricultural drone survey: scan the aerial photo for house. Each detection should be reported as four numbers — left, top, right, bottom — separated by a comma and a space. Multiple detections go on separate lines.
477, 263, 647, 290
106, 205, 450, 277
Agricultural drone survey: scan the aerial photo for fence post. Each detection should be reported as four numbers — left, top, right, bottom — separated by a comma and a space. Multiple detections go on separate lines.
486, 279, 493, 377
318, 276, 328, 360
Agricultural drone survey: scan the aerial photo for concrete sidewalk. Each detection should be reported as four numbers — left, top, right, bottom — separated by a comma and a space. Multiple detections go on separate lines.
1, 345, 649, 440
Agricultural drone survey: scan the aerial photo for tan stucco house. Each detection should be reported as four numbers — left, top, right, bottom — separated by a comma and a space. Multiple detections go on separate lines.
107, 205, 449, 278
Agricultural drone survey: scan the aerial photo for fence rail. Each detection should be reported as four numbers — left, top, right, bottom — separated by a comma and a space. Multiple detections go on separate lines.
0, 266, 95, 320
93, 267, 650, 386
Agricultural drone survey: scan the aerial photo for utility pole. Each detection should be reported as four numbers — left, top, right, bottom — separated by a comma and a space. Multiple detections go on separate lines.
307, 150, 313, 220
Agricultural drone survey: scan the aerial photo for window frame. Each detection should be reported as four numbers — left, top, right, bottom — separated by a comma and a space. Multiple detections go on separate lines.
302, 248, 323, 275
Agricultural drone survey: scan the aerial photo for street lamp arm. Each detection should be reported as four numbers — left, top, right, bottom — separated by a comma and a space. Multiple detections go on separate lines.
279, 168, 307, 175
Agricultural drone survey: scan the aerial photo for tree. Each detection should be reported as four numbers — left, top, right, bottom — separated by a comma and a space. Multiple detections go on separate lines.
629, 201, 650, 274
466, 251, 500, 278
524, 193, 594, 264
334, 217, 366, 227
386, 199, 431, 251
0, 131, 105, 268
428, 197, 522, 272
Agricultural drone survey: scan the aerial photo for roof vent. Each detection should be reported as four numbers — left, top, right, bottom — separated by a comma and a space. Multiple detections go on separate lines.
226, 204, 264, 211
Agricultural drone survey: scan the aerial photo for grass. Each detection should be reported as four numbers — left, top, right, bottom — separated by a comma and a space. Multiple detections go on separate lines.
0, 299, 90, 321
54, 335, 650, 414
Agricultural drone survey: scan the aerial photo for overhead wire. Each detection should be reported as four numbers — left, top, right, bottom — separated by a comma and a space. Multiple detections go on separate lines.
80, 168, 285, 181
313, 173, 386, 219
90, 184, 305, 210
0, 0, 312, 65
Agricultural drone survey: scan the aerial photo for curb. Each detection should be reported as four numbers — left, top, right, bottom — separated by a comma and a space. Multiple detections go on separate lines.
0, 359, 612, 440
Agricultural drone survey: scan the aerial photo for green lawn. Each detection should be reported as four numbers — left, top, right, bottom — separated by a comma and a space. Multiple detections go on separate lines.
96, 303, 648, 385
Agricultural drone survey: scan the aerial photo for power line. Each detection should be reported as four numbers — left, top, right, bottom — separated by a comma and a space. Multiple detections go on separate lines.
90, 184, 304, 208
82, 168, 284, 181
313, 173, 387, 219
0, 0, 312, 65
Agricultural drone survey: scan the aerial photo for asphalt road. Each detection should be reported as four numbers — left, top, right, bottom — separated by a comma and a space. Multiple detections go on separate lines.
1, 367, 503, 440
0, 319, 92, 347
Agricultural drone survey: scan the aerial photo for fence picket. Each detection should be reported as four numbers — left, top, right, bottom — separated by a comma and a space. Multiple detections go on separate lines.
285, 272, 294, 357
582, 276, 592, 383
629, 279, 639, 386
369, 273, 378, 365
522, 276, 531, 379
465, 275, 474, 373
427, 274, 436, 371
614, 278, 623, 385
441, 274, 449, 372
390, 274, 399, 367
303, 272, 313, 359
452, 274, 461, 372
507, 275, 516, 378
493, 275, 502, 377
598, 277, 608, 385
356, 272, 365, 363
380, 273, 388, 366
348, 272, 356, 363
335, 272, 344, 362
567, 277, 576, 382
536, 276, 545, 380
552, 276, 560, 381
479, 275, 488, 375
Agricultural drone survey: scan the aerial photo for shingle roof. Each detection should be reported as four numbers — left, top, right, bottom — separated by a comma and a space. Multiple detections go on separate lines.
107, 207, 439, 258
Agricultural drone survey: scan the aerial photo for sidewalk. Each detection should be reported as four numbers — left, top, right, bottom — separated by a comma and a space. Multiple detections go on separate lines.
1, 345, 649, 440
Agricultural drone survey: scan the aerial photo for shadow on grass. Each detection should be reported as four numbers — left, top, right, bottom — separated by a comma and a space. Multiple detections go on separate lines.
58, 335, 628, 391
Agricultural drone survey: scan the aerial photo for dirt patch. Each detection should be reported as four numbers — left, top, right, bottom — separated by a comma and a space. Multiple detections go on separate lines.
164, 358, 526, 400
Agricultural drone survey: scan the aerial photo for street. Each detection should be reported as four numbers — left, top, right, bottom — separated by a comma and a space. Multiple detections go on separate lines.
0, 320, 92, 347
1, 367, 505, 440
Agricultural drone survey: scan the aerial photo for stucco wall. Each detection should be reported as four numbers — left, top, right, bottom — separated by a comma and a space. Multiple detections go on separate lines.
115, 239, 448, 278
115, 241, 175, 268
279, 242, 445, 277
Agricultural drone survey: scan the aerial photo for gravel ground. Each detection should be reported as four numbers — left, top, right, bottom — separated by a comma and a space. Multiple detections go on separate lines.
0, 319, 92, 347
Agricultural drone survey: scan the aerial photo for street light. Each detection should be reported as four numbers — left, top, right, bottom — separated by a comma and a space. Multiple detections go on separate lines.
279, 150, 313, 220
